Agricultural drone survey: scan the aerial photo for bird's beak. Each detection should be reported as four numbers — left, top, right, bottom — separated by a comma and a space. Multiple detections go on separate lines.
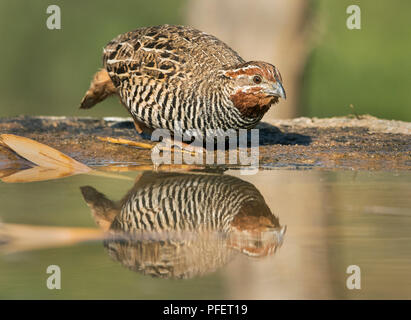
267, 82, 286, 100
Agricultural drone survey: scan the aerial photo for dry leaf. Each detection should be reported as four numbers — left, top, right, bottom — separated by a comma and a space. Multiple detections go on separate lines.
0, 134, 91, 173
0, 223, 103, 254
1, 166, 73, 183
0, 134, 133, 182
0, 134, 91, 183
0, 168, 21, 179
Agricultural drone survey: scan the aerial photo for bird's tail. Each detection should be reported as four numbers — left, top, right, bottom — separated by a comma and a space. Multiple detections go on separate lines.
80, 186, 119, 231
79, 69, 117, 109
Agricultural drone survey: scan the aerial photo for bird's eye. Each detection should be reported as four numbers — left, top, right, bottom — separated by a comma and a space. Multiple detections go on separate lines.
253, 75, 262, 84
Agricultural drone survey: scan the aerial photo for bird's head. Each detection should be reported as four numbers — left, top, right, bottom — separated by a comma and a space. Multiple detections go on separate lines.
221, 61, 286, 118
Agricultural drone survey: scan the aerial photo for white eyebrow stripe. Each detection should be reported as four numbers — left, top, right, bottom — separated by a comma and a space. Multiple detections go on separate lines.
231, 65, 262, 72
107, 58, 140, 64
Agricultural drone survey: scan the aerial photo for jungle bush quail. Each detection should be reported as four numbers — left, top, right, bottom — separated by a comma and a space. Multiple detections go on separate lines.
80, 172, 285, 279
80, 25, 286, 138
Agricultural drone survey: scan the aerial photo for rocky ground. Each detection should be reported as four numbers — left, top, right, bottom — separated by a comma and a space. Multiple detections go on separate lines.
0, 115, 410, 171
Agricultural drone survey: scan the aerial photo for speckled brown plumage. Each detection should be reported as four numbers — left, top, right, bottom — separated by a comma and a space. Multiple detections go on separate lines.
80, 25, 286, 136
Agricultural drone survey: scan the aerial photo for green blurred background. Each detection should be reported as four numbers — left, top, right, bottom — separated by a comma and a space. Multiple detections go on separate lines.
0, 0, 410, 121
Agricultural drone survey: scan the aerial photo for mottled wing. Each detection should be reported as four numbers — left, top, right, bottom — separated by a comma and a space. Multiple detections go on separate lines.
103, 25, 243, 82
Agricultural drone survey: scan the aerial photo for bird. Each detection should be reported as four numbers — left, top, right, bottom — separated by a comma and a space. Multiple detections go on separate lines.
80, 172, 286, 279
80, 24, 286, 139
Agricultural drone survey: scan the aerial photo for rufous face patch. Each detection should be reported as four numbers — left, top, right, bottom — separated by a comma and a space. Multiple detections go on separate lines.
224, 61, 280, 83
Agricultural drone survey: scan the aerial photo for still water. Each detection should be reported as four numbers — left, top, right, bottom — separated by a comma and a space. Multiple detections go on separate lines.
0, 169, 410, 299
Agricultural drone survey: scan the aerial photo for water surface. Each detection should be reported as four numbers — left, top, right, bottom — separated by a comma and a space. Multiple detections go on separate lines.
0, 169, 410, 299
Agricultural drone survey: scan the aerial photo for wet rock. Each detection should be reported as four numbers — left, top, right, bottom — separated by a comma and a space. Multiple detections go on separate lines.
0, 115, 409, 171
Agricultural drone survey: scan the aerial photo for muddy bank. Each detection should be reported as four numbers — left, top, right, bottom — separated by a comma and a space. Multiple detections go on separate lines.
0, 115, 409, 171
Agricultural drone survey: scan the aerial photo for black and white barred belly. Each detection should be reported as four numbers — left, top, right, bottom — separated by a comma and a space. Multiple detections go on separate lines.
111, 173, 264, 234
119, 77, 263, 136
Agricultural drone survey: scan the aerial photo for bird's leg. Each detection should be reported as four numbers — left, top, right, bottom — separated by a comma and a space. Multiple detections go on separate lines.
172, 138, 206, 156
133, 120, 143, 134
129, 116, 202, 155
98, 114, 197, 155
132, 119, 154, 138
151, 136, 199, 156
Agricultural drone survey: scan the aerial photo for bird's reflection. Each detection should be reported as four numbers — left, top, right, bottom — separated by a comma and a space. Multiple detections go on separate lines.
81, 172, 286, 279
